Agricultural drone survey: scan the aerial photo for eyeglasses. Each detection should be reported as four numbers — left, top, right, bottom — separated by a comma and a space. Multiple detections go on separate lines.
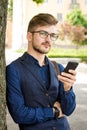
31, 30, 59, 41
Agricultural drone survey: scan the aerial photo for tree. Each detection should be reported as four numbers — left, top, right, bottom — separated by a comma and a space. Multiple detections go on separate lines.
32, 0, 45, 4
59, 22, 87, 45
0, 0, 8, 130
59, 6, 87, 45
66, 6, 87, 28
0, 0, 45, 130
8, 0, 13, 20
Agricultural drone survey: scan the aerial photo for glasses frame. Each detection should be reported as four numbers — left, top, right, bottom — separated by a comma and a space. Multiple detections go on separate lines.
30, 30, 59, 41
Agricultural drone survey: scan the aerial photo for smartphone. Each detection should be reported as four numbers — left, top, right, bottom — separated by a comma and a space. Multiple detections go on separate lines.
63, 61, 79, 73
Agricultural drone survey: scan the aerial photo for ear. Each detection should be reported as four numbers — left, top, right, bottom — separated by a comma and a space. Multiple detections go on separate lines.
27, 32, 32, 42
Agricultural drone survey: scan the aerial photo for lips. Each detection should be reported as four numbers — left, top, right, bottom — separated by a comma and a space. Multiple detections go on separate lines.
42, 42, 51, 48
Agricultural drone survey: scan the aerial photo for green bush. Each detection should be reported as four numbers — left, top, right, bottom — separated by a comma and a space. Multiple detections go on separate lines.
47, 47, 87, 62
17, 47, 87, 62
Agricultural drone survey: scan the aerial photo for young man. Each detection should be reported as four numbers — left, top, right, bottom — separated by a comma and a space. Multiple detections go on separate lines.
6, 13, 76, 130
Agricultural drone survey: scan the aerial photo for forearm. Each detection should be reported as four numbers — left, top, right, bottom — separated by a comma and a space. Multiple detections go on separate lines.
57, 65, 76, 116
7, 84, 54, 124
7, 102, 54, 124
59, 88, 76, 116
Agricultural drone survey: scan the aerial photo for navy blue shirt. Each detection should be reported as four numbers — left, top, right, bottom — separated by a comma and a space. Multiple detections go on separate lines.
33, 56, 50, 89
6, 52, 76, 125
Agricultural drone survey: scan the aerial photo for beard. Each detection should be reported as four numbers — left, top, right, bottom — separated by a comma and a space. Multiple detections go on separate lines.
32, 41, 51, 54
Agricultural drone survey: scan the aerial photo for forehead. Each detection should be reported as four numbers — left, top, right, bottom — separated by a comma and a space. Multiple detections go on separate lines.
35, 25, 59, 33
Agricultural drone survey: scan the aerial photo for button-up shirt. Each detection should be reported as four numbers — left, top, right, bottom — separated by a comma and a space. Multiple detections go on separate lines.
6, 52, 76, 125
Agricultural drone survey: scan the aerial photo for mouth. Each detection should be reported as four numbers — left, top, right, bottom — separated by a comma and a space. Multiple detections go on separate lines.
42, 42, 51, 48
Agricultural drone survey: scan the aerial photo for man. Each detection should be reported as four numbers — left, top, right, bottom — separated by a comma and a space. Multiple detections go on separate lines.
6, 13, 76, 130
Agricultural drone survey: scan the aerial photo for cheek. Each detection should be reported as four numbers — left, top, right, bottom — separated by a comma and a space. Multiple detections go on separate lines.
34, 35, 43, 43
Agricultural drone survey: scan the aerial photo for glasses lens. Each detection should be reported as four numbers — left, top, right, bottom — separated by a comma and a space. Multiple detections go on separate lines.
31, 30, 58, 41
39, 31, 48, 38
50, 33, 58, 41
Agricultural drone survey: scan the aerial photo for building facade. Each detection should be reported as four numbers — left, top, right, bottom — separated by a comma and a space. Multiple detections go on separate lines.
7, 0, 87, 49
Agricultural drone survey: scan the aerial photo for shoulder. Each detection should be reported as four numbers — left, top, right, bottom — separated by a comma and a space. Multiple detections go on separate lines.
6, 55, 23, 74
57, 63, 64, 73
6, 58, 20, 70
48, 58, 64, 74
6, 52, 26, 70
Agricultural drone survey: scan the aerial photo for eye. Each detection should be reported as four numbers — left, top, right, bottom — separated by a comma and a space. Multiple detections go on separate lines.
40, 31, 48, 35
39, 31, 48, 38
51, 33, 58, 38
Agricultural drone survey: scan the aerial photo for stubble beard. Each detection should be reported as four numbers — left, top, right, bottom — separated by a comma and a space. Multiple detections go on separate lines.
32, 41, 51, 54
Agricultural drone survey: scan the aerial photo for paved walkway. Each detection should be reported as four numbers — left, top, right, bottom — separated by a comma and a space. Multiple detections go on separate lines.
6, 48, 87, 130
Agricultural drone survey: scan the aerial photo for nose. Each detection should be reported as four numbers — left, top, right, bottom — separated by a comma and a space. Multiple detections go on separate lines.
45, 34, 51, 42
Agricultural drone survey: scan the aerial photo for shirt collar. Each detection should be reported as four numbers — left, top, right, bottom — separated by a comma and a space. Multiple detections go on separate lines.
24, 52, 49, 66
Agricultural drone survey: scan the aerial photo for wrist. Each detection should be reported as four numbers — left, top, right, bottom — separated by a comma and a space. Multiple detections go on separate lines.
53, 106, 60, 119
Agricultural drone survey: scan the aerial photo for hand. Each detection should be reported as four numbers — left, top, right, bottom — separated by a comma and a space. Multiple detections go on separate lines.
58, 69, 76, 91
53, 101, 64, 118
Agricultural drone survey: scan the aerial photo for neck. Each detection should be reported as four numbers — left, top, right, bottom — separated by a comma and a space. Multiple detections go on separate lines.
27, 50, 46, 66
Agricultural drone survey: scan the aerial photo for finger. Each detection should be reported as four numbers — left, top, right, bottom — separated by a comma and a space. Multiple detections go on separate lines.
58, 75, 76, 89
60, 72, 76, 81
68, 69, 77, 75
58, 75, 76, 84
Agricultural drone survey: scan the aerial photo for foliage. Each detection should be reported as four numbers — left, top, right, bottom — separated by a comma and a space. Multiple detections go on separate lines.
17, 47, 87, 62
59, 22, 87, 45
47, 47, 87, 59
58, 6, 87, 45
8, 0, 13, 20
32, 0, 45, 4
66, 6, 87, 27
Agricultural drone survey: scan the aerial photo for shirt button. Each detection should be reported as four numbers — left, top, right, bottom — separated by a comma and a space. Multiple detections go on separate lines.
52, 127, 56, 130
47, 105, 50, 107
45, 93, 48, 96
43, 81, 46, 83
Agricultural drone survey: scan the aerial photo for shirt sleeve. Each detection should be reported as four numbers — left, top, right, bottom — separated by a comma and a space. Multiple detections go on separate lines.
6, 62, 54, 124
57, 63, 76, 116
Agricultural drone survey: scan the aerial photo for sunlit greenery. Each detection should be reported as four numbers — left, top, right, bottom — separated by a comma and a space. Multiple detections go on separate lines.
61, 6, 87, 45
16, 46, 87, 63
66, 6, 87, 27
32, 0, 45, 4
47, 47, 87, 59
8, 0, 13, 20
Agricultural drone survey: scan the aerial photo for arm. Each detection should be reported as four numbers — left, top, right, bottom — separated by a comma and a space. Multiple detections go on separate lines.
56, 64, 76, 116
58, 85, 76, 116
6, 63, 54, 124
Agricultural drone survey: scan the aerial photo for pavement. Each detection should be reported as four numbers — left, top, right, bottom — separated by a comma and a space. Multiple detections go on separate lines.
5, 48, 87, 130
